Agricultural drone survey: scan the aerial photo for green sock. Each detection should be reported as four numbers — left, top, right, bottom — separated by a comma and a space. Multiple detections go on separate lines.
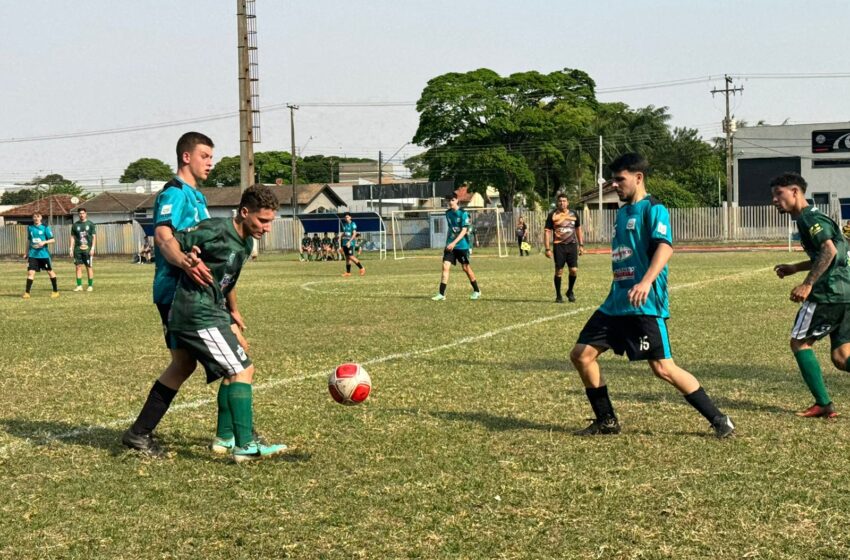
88, 278, 93, 287
794, 349, 831, 406
228, 382, 254, 447
216, 383, 234, 440
76, 278, 82, 286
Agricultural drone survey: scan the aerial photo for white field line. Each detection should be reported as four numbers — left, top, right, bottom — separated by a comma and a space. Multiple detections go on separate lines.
0, 266, 770, 458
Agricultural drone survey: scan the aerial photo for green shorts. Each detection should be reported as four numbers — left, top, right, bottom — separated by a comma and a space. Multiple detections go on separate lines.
170, 326, 252, 383
791, 301, 850, 350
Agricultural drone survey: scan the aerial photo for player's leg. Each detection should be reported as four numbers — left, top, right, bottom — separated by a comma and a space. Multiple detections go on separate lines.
790, 301, 838, 417
46, 262, 58, 296
342, 246, 353, 276
553, 244, 567, 303
74, 261, 84, 291
565, 244, 578, 302
86, 257, 94, 290
23, 260, 36, 298
433, 254, 453, 300
461, 255, 480, 299
349, 250, 365, 275
570, 311, 619, 434
554, 266, 565, 303
629, 316, 734, 437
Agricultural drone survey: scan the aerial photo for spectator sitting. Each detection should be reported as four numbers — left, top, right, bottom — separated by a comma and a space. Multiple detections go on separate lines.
139, 238, 153, 264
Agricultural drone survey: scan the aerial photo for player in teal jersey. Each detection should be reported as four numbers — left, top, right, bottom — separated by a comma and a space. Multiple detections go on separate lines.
569, 153, 734, 438
124, 132, 225, 456
432, 193, 480, 301
340, 213, 365, 276
69, 208, 97, 292
23, 212, 59, 299
772, 172, 850, 418
167, 185, 286, 461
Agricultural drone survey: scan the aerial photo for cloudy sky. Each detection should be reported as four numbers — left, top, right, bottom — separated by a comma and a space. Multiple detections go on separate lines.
1, 0, 848, 186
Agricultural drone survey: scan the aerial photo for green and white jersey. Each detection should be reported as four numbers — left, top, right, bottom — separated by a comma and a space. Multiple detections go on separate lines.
71, 220, 96, 252
796, 206, 850, 303
169, 218, 254, 332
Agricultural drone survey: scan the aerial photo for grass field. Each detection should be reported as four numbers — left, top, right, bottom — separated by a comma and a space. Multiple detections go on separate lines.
3, 250, 850, 559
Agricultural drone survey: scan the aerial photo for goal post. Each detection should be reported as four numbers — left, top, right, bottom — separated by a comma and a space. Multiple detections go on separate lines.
390, 207, 508, 260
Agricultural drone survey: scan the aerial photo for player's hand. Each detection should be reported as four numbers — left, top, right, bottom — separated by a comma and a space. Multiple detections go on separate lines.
774, 264, 796, 279
34, 242, 44, 249
69, 250, 74, 257
230, 323, 250, 351
183, 247, 212, 286
230, 310, 246, 332
447, 243, 456, 251
628, 280, 652, 307
579, 245, 584, 256
790, 284, 812, 303
544, 248, 552, 259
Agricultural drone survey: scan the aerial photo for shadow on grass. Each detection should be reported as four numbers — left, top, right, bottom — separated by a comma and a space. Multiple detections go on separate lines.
386, 407, 570, 433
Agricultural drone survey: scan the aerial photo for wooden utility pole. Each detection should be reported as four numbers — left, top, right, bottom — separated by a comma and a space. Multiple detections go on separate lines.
711, 75, 743, 204
237, 0, 260, 192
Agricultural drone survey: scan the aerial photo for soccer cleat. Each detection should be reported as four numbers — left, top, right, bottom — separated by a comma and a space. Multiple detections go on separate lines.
210, 436, 235, 455
795, 403, 839, 419
711, 415, 736, 438
86, 286, 93, 292
122, 428, 165, 457
555, 296, 564, 304
470, 291, 481, 300
73, 285, 83, 292
431, 293, 446, 301
359, 268, 366, 276
576, 417, 621, 436
342, 272, 351, 277
22, 293, 31, 299
232, 440, 288, 463
567, 291, 576, 303
50, 291, 60, 299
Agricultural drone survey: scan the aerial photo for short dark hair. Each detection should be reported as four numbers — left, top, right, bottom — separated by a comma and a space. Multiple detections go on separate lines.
769, 172, 808, 193
344, 212, 351, 217
446, 193, 458, 201
239, 184, 279, 212
176, 132, 214, 168
556, 192, 568, 200
77, 208, 87, 213
608, 153, 649, 175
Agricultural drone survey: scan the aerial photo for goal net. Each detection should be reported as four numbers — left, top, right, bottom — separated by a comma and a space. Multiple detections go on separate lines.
390, 207, 509, 260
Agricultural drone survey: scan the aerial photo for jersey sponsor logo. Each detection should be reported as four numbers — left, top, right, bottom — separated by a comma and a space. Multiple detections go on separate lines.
613, 266, 635, 281
626, 218, 637, 230
657, 223, 668, 236
611, 246, 633, 263
160, 204, 173, 216
809, 223, 823, 237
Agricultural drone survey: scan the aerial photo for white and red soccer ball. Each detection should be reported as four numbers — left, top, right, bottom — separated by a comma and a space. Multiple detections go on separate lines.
328, 363, 372, 405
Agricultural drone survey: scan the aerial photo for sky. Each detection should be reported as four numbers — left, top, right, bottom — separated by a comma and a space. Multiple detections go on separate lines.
1, 0, 848, 187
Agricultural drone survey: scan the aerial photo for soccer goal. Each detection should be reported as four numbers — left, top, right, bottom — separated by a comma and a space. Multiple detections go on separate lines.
390, 207, 509, 260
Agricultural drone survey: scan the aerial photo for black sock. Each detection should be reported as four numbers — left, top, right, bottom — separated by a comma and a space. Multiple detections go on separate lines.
346, 263, 351, 273
470, 280, 479, 292
50, 277, 58, 292
586, 385, 616, 421
684, 387, 723, 423
131, 380, 179, 435
25, 279, 33, 293
554, 276, 562, 297
356, 262, 363, 269
439, 282, 446, 296
568, 274, 576, 293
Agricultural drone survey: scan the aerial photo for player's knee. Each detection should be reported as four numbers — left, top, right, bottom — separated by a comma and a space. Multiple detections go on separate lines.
649, 360, 673, 382
555, 269, 564, 277
569, 268, 578, 276
789, 338, 808, 353
569, 345, 591, 368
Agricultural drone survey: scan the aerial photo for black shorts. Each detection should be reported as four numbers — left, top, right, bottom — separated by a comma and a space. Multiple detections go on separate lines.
576, 310, 672, 361
170, 326, 252, 383
553, 243, 578, 270
27, 257, 52, 272
443, 248, 470, 266
74, 251, 92, 267
791, 301, 850, 350
342, 245, 355, 257
157, 303, 173, 348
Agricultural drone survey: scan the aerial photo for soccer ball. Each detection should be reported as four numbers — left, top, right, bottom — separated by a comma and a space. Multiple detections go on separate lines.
328, 363, 372, 405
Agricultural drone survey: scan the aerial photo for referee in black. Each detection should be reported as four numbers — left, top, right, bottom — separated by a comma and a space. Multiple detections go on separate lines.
544, 193, 584, 303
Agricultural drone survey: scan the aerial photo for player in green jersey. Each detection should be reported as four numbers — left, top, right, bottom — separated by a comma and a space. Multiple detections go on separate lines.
432, 193, 480, 301
772, 172, 850, 418
165, 184, 286, 461
69, 208, 97, 292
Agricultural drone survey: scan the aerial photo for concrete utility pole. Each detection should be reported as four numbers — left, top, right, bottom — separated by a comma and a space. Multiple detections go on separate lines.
377, 150, 383, 217
237, 0, 260, 192
288, 104, 299, 218
596, 135, 604, 214
711, 75, 743, 204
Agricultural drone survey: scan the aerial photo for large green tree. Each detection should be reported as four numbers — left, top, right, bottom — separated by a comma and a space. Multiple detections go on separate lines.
413, 68, 597, 211
120, 158, 173, 183
205, 152, 377, 187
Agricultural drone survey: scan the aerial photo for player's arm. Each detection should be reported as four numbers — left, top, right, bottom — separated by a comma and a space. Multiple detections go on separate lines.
90, 232, 96, 256
155, 224, 212, 285
774, 260, 812, 278
628, 206, 673, 307
544, 229, 553, 258
69, 227, 75, 256
575, 214, 584, 255
446, 227, 468, 251
226, 289, 249, 350
789, 239, 837, 303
